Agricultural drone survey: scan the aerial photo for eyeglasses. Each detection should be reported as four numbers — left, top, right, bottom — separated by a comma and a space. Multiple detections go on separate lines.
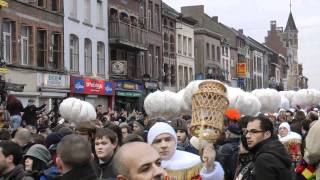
243, 129, 265, 135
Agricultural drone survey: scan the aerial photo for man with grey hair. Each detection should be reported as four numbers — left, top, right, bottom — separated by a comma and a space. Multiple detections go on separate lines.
13, 128, 33, 155
113, 142, 166, 180
56, 134, 98, 180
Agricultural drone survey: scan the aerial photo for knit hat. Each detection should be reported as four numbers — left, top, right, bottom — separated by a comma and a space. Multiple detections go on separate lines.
227, 123, 241, 135
45, 132, 64, 149
225, 108, 241, 121
279, 122, 291, 131
26, 144, 51, 165
147, 122, 177, 145
168, 117, 188, 133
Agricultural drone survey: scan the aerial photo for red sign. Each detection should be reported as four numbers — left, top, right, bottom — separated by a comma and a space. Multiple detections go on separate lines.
237, 63, 247, 77
70, 76, 114, 96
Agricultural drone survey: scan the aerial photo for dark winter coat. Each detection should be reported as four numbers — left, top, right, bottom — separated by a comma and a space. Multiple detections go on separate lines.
0, 164, 28, 180
249, 137, 293, 180
92, 156, 116, 179
22, 104, 46, 126
60, 163, 99, 180
216, 138, 240, 180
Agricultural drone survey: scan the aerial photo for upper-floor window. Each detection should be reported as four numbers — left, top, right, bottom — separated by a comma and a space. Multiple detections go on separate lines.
69, 34, 79, 72
97, 42, 105, 75
211, 45, 215, 60
2, 21, 12, 63
70, 0, 77, 19
84, 38, 92, 74
206, 43, 210, 59
38, 0, 45, 7
84, 0, 91, 24
52, 0, 58, 12
217, 46, 221, 62
188, 38, 192, 57
177, 34, 182, 54
155, 4, 160, 32
148, 1, 153, 29
21, 26, 29, 65
49, 33, 61, 70
37, 29, 47, 68
183, 36, 187, 56
97, 0, 103, 27
226, 47, 228, 57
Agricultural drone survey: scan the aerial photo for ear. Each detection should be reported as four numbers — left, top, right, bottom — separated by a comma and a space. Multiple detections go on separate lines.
116, 175, 127, 180
55, 157, 64, 172
264, 131, 272, 139
90, 153, 94, 161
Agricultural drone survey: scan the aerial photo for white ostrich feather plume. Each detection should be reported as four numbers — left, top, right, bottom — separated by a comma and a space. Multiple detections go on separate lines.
226, 86, 245, 108
59, 97, 96, 123
235, 92, 261, 116
252, 88, 281, 113
280, 95, 290, 110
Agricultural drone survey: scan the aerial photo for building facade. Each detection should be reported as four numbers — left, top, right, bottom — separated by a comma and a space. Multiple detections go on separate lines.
0, 0, 65, 108
64, 0, 113, 108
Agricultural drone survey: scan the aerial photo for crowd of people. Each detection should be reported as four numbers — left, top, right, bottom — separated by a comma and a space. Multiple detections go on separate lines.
0, 94, 320, 180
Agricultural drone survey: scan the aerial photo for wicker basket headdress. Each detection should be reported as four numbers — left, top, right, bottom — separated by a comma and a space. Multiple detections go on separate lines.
190, 81, 229, 143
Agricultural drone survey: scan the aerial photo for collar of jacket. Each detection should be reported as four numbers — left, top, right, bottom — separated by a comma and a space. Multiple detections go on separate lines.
61, 163, 97, 180
248, 136, 276, 155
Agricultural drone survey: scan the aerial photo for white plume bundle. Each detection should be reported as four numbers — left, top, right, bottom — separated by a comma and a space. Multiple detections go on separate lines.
59, 97, 96, 123
291, 89, 315, 108
226, 86, 245, 108
252, 88, 281, 113
280, 95, 290, 110
235, 92, 261, 116
310, 89, 320, 106
144, 90, 163, 117
177, 89, 191, 114
183, 80, 204, 109
279, 91, 296, 105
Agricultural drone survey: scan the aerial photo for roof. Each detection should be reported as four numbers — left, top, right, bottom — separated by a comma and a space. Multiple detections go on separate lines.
285, 12, 298, 31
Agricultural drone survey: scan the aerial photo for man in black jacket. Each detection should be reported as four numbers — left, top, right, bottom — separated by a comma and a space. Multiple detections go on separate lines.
245, 115, 292, 180
22, 99, 46, 126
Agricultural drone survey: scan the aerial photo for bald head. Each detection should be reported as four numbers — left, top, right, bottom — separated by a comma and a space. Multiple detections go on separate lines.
113, 142, 165, 180
14, 128, 32, 146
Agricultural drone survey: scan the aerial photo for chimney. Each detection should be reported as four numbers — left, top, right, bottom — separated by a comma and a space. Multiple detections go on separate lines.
212, 16, 218, 22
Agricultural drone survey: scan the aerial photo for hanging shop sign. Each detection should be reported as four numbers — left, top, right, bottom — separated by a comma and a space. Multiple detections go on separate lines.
70, 76, 114, 96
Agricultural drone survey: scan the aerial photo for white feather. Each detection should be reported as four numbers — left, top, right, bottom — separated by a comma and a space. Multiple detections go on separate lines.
226, 86, 245, 108
280, 95, 290, 110
252, 88, 281, 113
235, 92, 261, 116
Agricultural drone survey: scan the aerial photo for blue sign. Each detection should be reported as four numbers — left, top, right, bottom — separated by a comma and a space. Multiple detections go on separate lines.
105, 82, 113, 95
74, 79, 84, 93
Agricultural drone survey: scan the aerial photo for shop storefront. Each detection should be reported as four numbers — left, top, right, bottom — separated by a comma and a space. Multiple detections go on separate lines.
70, 76, 115, 110
37, 73, 69, 111
115, 80, 144, 111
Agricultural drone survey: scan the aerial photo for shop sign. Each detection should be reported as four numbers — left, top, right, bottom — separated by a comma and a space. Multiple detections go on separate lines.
111, 61, 127, 76
43, 74, 66, 88
0, 67, 8, 74
115, 81, 144, 92
116, 91, 142, 97
237, 63, 247, 77
145, 82, 158, 89
71, 76, 114, 96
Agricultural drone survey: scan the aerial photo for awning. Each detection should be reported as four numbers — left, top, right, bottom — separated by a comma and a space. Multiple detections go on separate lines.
0, 1, 8, 8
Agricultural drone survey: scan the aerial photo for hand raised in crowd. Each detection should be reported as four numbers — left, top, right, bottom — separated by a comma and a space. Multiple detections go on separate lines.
202, 145, 216, 172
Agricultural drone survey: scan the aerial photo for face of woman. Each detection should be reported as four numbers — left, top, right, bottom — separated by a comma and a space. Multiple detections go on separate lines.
24, 157, 33, 171
279, 127, 289, 137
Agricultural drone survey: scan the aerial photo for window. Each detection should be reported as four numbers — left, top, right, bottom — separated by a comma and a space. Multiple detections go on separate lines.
177, 34, 182, 54
155, 47, 160, 78
2, 21, 12, 63
211, 45, 215, 60
155, 4, 160, 32
217, 46, 220, 62
222, 46, 225, 56
21, 26, 29, 65
97, 42, 105, 75
189, 67, 193, 81
148, 45, 153, 77
171, 65, 175, 85
257, 57, 262, 73
188, 38, 192, 57
183, 36, 187, 56
184, 66, 188, 87
70, 0, 77, 18
50, 33, 61, 70
69, 34, 79, 71
37, 29, 46, 68
148, 1, 153, 29
38, 0, 45, 7
226, 47, 229, 57
52, 0, 58, 11
97, 0, 103, 27
84, 0, 91, 23
84, 38, 92, 74
206, 43, 210, 59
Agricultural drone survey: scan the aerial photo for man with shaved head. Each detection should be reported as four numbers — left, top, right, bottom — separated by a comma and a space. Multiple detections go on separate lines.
113, 142, 166, 180
13, 128, 33, 155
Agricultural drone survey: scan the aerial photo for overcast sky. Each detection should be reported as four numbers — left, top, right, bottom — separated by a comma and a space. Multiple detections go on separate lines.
163, 0, 320, 90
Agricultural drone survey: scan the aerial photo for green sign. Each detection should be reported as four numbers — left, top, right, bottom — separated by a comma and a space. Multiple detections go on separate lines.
116, 91, 141, 97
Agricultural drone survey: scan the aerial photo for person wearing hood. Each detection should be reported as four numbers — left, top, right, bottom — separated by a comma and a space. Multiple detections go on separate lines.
24, 144, 52, 180
245, 116, 292, 180
147, 122, 224, 180
0, 141, 26, 180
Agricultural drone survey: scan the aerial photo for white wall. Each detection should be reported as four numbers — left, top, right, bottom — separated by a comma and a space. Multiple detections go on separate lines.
64, 0, 109, 79
176, 21, 195, 90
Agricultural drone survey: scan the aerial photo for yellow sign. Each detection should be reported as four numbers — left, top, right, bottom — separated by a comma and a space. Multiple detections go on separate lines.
0, 68, 8, 74
237, 63, 246, 77
0, 0, 8, 7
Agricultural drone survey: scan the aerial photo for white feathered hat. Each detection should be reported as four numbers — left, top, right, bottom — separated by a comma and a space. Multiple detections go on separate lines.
59, 97, 97, 123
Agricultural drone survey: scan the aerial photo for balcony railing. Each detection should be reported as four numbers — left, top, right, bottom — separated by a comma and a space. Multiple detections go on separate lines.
109, 21, 148, 50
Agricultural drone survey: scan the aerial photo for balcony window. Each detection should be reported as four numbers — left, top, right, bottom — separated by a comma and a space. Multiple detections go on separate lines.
49, 33, 61, 70
97, 42, 105, 75
69, 34, 79, 72
37, 29, 46, 68
2, 21, 12, 63
84, 38, 92, 74
21, 26, 29, 65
